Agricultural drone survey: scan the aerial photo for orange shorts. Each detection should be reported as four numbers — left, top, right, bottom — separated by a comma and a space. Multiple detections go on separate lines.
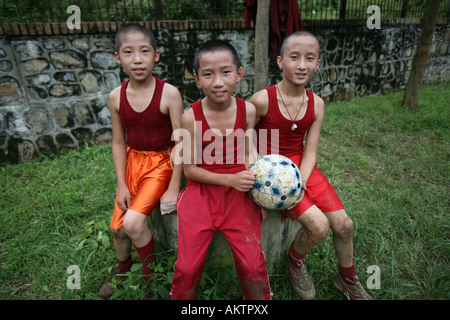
110, 148, 173, 230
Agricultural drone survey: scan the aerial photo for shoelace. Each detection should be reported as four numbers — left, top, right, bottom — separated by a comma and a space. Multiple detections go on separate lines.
341, 275, 372, 299
289, 254, 310, 286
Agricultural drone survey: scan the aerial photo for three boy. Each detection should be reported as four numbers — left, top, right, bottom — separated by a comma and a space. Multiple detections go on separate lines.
102, 23, 371, 300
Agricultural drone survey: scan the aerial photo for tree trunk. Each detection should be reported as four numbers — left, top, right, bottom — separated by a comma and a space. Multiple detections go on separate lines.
402, 0, 442, 107
253, 0, 271, 93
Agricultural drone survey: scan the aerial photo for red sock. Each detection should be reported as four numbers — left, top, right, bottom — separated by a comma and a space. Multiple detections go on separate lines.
339, 263, 357, 285
118, 255, 133, 273
288, 241, 307, 268
134, 237, 155, 283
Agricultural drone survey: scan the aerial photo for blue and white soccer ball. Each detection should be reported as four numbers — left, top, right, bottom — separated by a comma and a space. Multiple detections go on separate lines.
249, 154, 302, 210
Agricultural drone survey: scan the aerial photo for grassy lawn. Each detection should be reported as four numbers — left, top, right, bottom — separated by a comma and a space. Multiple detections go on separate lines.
0, 82, 448, 300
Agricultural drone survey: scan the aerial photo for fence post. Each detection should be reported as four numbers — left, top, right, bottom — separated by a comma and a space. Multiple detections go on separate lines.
401, 0, 409, 18
153, 0, 163, 20
339, 0, 347, 19
446, 0, 450, 19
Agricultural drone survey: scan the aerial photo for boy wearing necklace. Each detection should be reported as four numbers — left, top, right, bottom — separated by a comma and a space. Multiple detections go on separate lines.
250, 31, 372, 300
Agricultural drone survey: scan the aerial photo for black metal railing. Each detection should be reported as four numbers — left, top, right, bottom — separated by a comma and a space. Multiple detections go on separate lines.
300, 0, 449, 20
1, 0, 449, 24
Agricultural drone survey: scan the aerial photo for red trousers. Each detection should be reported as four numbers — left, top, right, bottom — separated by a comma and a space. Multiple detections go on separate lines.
171, 183, 271, 300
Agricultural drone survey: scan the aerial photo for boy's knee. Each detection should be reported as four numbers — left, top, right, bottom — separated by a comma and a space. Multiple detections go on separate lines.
306, 216, 330, 245
111, 227, 127, 239
238, 259, 266, 277
122, 211, 147, 239
175, 261, 199, 279
334, 216, 354, 239
123, 219, 140, 239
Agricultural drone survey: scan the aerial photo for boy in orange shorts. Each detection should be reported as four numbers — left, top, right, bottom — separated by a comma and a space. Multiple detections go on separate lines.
99, 23, 183, 298
250, 31, 372, 300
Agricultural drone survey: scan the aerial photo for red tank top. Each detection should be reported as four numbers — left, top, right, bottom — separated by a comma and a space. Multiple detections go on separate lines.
255, 85, 315, 158
187, 97, 247, 186
119, 77, 174, 151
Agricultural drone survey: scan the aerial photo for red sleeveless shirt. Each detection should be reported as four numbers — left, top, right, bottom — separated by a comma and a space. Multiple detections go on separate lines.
255, 85, 315, 158
119, 77, 174, 152
187, 97, 247, 186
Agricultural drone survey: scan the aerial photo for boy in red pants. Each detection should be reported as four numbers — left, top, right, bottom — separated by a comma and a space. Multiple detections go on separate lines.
250, 31, 372, 300
171, 40, 271, 300
99, 23, 183, 298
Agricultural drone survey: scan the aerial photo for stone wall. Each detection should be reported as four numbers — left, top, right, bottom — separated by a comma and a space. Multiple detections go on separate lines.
0, 21, 449, 164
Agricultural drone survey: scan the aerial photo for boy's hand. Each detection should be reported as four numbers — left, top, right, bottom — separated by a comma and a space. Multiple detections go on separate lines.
160, 189, 178, 205
160, 189, 179, 215
260, 206, 268, 222
286, 184, 306, 211
230, 170, 256, 192
117, 187, 132, 212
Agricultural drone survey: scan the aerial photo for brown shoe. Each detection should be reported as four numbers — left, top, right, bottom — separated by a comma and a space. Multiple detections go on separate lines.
333, 274, 374, 300
98, 268, 127, 299
287, 253, 316, 300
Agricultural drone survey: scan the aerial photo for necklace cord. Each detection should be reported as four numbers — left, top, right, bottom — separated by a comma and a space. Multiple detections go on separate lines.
276, 84, 305, 123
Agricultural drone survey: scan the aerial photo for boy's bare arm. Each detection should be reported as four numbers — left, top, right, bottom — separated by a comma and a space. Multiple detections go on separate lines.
245, 100, 268, 221
249, 89, 269, 125
300, 94, 324, 186
160, 84, 184, 205
244, 101, 259, 169
109, 87, 132, 211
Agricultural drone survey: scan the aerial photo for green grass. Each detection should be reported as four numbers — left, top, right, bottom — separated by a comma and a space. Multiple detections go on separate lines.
0, 82, 449, 300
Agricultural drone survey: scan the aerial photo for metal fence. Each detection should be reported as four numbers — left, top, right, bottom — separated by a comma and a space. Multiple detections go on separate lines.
1, 0, 449, 24
300, 0, 449, 20
0, 0, 243, 23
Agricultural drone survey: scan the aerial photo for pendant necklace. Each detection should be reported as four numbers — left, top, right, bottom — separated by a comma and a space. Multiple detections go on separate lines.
276, 84, 305, 131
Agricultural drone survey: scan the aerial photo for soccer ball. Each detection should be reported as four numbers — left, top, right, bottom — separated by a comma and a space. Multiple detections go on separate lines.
249, 154, 302, 210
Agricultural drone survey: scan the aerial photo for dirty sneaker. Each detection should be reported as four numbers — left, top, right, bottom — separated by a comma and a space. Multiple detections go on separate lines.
287, 253, 316, 300
98, 268, 126, 299
333, 274, 374, 300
